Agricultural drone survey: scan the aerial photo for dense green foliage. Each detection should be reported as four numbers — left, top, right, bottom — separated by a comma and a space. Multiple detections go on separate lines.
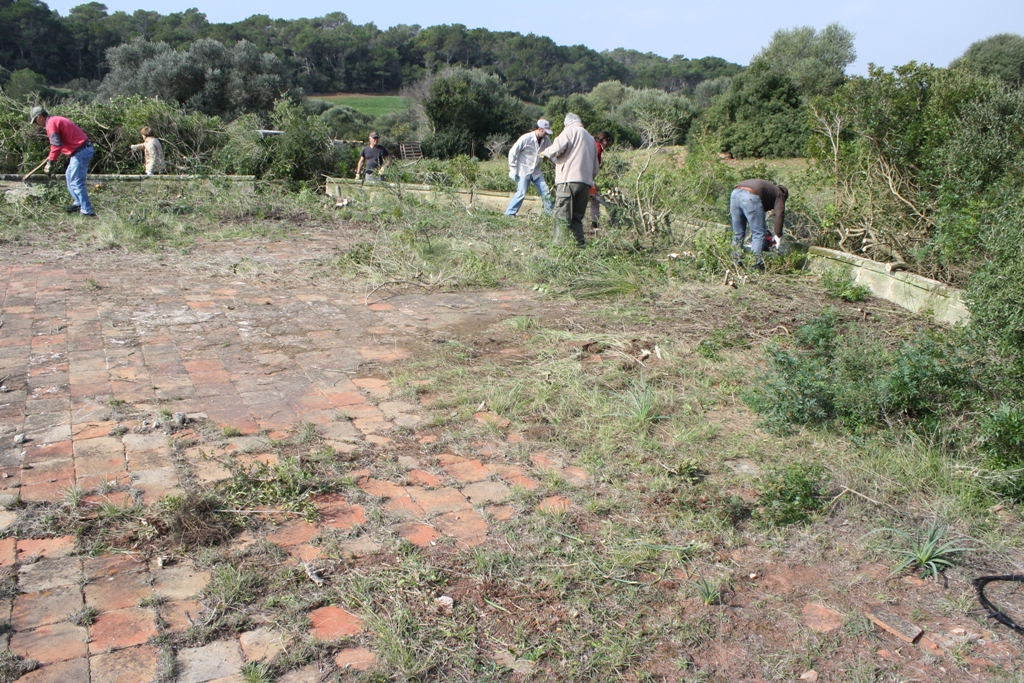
421, 68, 527, 158
702, 24, 857, 158
0, 92, 349, 182
0, 1, 741, 100
952, 33, 1024, 85
746, 309, 1024, 502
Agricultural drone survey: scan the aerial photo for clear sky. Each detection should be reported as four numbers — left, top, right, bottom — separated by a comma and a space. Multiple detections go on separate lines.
46, 0, 1024, 74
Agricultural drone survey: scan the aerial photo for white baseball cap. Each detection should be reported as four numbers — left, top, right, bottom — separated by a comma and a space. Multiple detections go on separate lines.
537, 119, 553, 134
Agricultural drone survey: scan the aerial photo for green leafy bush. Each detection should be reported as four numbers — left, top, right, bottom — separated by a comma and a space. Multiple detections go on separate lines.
754, 463, 827, 526
820, 267, 870, 302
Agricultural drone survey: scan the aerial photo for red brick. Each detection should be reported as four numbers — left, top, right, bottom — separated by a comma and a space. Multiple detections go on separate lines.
358, 478, 406, 498
10, 622, 88, 664
17, 536, 76, 560
0, 537, 16, 567
382, 496, 425, 520
409, 488, 471, 515
538, 496, 571, 514
433, 510, 488, 548
801, 604, 844, 633
158, 600, 202, 632
324, 391, 366, 407
89, 608, 157, 653
351, 378, 388, 390
12, 658, 89, 683
20, 460, 75, 487
90, 645, 161, 683
485, 505, 515, 521
395, 522, 439, 547
308, 606, 363, 640
12, 586, 84, 630
314, 494, 367, 530
407, 470, 443, 487
266, 521, 317, 548
441, 460, 489, 483
473, 412, 511, 429
22, 441, 73, 465
84, 572, 153, 612
334, 647, 377, 671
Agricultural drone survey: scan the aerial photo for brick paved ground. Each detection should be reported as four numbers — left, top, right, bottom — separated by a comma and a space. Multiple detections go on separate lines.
0, 236, 587, 681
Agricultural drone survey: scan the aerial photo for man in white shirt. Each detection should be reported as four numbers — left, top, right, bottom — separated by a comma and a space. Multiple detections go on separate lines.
505, 119, 554, 216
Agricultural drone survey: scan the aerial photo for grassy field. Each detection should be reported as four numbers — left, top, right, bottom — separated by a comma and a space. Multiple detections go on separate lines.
310, 93, 412, 118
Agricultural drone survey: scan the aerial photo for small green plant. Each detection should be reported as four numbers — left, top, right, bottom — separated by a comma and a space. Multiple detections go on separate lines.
692, 575, 723, 605
504, 315, 538, 331
821, 267, 870, 302
879, 520, 969, 580
69, 605, 99, 626
754, 463, 827, 527
221, 426, 243, 438
618, 377, 664, 431
241, 662, 273, 683
85, 278, 100, 290
695, 326, 749, 360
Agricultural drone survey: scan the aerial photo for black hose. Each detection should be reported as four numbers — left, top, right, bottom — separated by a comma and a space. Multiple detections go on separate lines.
973, 575, 1024, 633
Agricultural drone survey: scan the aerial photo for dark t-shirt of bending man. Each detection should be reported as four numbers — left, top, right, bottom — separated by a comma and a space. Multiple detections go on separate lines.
736, 179, 788, 236
730, 178, 789, 269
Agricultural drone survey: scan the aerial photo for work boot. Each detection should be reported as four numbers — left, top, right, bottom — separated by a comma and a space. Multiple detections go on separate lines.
752, 259, 766, 272
81, 212, 97, 219
65, 204, 81, 213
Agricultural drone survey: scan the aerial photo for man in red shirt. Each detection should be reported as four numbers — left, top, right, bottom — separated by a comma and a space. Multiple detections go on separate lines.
30, 106, 96, 217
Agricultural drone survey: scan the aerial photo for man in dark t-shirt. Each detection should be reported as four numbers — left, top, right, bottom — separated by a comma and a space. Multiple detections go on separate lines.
730, 179, 788, 270
356, 132, 389, 182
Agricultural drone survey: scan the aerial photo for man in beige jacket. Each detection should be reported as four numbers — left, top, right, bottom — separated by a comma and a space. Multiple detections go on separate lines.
541, 113, 600, 246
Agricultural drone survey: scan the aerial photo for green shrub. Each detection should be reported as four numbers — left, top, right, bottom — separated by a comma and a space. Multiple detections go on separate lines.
980, 405, 1024, 501
754, 462, 827, 526
821, 266, 870, 302
747, 310, 985, 434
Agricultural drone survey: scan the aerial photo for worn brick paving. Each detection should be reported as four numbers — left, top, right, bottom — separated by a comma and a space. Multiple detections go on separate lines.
0, 237, 589, 681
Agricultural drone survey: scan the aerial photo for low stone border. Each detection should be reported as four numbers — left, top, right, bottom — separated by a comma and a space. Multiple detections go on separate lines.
807, 247, 969, 324
325, 176, 544, 215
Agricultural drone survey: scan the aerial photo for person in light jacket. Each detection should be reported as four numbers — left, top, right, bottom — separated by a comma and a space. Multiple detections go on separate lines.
130, 127, 166, 175
541, 113, 600, 246
505, 119, 554, 216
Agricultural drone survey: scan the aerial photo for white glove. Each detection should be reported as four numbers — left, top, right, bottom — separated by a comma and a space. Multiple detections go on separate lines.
508, 169, 517, 181
44, 161, 51, 174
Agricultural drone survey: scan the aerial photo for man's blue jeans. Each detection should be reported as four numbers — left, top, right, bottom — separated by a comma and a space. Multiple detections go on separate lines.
505, 173, 553, 216
66, 144, 95, 215
730, 188, 765, 260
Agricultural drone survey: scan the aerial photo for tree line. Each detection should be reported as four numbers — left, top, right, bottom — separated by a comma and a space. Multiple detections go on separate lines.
0, 0, 741, 100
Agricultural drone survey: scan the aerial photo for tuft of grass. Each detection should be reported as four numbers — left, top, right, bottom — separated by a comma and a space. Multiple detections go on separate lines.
618, 377, 665, 432
240, 662, 273, 683
879, 520, 970, 579
68, 605, 99, 627
221, 426, 244, 438
692, 575, 723, 605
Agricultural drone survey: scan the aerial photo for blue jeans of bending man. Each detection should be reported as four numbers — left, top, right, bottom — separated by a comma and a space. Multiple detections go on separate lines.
65, 144, 95, 215
505, 173, 553, 216
730, 188, 765, 263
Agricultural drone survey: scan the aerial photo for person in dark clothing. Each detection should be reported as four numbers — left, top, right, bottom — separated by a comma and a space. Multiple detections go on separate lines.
356, 132, 389, 182
730, 179, 788, 270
